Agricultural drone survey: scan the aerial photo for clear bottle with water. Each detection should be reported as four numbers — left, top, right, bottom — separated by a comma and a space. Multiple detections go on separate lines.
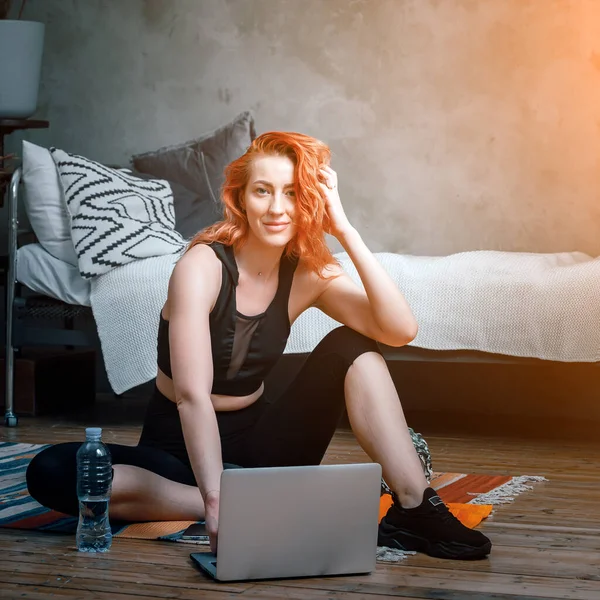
76, 427, 113, 552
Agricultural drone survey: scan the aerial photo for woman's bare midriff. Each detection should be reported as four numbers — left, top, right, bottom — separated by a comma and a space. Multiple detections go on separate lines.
155, 368, 264, 412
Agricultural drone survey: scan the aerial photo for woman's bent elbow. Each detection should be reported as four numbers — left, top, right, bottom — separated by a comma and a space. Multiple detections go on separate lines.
384, 320, 418, 347
405, 320, 418, 344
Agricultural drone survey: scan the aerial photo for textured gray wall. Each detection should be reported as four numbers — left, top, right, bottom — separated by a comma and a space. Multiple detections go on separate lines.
4, 0, 600, 256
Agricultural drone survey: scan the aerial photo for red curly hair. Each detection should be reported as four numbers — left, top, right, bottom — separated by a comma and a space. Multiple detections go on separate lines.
188, 131, 338, 276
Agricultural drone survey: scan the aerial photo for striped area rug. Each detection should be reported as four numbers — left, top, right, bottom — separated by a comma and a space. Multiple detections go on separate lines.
0, 442, 546, 542
0, 442, 77, 532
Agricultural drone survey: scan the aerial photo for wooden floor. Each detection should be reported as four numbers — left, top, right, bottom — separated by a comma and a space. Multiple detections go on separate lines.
1, 397, 600, 600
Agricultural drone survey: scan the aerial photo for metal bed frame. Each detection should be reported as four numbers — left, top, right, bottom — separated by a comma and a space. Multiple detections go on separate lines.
4, 168, 95, 426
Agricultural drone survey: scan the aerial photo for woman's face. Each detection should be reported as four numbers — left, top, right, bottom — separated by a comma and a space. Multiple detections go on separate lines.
243, 154, 298, 248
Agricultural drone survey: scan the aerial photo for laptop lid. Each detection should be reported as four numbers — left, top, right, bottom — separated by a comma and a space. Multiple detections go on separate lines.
213, 462, 382, 582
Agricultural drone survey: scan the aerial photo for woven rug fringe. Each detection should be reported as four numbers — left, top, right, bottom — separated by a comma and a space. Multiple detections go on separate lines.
376, 546, 416, 562
468, 475, 548, 506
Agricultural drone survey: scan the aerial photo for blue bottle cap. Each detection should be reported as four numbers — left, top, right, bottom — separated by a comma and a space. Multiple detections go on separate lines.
85, 427, 102, 439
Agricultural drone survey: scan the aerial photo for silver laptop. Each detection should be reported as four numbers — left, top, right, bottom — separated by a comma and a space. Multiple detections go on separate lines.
190, 462, 382, 582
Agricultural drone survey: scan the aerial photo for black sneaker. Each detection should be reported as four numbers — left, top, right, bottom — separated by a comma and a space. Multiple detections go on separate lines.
378, 487, 492, 560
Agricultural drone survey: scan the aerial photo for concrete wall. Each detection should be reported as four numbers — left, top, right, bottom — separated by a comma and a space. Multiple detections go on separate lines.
3, 0, 600, 256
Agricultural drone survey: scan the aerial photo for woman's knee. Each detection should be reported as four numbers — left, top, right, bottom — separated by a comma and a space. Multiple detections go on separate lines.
316, 326, 381, 367
26, 443, 79, 515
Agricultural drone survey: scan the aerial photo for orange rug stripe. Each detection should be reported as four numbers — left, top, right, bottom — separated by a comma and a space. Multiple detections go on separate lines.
116, 520, 196, 539
3, 510, 72, 529
435, 474, 512, 504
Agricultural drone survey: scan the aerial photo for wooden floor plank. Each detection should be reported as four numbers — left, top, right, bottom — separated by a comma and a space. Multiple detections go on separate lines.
269, 563, 600, 599
477, 524, 600, 551
0, 565, 248, 599
0, 580, 243, 600
0, 536, 217, 570
9, 541, 599, 586
0, 583, 174, 600
0, 555, 250, 594
238, 586, 418, 599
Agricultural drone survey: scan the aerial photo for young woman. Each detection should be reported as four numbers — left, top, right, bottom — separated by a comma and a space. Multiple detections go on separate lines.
27, 132, 491, 560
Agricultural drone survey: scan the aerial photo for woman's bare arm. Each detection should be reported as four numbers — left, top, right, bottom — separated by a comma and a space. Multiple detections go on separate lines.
313, 166, 418, 347
167, 244, 223, 499
314, 229, 418, 347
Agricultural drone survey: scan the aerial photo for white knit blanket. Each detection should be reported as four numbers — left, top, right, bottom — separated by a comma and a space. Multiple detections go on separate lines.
90, 252, 183, 394
91, 250, 600, 394
287, 251, 600, 362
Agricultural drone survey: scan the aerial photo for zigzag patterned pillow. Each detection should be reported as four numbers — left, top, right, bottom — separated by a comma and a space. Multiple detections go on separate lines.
51, 148, 186, 279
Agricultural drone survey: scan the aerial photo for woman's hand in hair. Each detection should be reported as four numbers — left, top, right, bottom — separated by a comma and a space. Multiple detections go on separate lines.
319, 165, 352, 239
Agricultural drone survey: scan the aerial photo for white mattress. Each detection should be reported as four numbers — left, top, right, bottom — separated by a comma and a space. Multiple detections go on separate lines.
16, 243, 91, 306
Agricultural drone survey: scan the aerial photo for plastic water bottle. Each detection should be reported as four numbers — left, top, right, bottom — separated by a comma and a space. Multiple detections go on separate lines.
76, 427, 113, 552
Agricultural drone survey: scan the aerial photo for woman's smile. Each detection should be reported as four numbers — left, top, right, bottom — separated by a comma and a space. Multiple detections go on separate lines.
263, 221, 290, 233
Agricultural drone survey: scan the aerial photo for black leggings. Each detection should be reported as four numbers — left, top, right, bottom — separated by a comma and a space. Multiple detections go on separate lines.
26, 326, 380, 517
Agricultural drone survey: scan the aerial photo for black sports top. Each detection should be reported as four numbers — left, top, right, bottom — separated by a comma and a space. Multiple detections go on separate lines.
157, 242, 299, 396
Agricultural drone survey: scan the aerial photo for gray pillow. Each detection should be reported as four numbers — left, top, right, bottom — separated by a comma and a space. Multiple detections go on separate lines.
127, 169, 223, 240
131, 111, 256, 205
169, 178, 224, 240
